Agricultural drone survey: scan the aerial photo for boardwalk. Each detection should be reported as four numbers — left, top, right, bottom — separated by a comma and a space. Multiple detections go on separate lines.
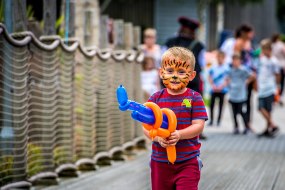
41, 98, 285, 190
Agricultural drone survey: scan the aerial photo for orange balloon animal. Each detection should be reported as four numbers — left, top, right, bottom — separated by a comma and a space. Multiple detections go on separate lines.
142, 102, 177, 164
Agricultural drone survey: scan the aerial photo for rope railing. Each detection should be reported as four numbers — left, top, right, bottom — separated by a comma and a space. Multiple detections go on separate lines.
0, 23, 144, 189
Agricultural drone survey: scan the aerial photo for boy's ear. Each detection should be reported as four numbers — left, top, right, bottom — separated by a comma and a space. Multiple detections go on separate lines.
189, 71, 196, 81
159, 68, 163, 79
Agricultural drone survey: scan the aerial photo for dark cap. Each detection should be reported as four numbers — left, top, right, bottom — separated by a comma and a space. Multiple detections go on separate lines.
178, 16, 200, 30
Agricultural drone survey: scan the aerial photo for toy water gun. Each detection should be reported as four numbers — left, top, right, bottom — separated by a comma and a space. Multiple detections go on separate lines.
117, 85, 177, 164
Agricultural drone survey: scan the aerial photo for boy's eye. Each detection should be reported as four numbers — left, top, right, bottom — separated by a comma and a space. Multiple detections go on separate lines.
178, 70, 186, 74
166, 68, 174, 73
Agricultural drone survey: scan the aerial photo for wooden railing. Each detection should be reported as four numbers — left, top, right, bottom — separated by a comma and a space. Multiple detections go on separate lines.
0, 23, 144, 189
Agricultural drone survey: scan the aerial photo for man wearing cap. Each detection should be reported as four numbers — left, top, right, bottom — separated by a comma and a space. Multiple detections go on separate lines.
165, 16, 205, 94
165, 16, 207, 140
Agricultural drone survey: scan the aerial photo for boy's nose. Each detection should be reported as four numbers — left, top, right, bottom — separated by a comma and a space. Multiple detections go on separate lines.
172, 76, 178, 79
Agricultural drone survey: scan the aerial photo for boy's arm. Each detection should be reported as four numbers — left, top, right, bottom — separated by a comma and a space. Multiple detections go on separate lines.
167, 119, 205, 145
246, 72, 256, 84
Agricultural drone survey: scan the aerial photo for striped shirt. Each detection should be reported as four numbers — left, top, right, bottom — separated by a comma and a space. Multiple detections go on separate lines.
148, 88, 208, 163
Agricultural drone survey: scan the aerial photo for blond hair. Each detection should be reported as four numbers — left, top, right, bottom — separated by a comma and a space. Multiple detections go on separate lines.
161, 46, 195, 70
260, 38, 272, 50
144, 28, 157, 37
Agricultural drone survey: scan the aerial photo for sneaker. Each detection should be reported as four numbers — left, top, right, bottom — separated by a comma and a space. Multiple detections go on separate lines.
233, 128, 239, 135
207, 121, 213, 127
257, 129, 271, 138
243, 128, 249, 135
270, 127, 280, 137
200, 133, 207, 140
216, 121, 221, 127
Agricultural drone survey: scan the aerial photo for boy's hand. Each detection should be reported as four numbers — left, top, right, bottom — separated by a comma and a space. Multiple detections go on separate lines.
166, 130, 181, 146
157, 137, 169, 148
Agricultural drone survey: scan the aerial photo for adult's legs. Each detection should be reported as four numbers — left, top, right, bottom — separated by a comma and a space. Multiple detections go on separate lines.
246, 81, 253, 122
280, 69, 285, 102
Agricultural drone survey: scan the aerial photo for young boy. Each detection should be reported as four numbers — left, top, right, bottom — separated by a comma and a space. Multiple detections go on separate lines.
226, 52, 254, 134
257, 39, 280, 137
144, 47, 208, 190
208, 50, 228, 126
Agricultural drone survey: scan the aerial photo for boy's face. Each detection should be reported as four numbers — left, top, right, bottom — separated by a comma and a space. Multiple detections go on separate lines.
160, 57, 196, 92
232, 57, 241, 68
262, 48, 271, 57
217, 53, 225, 65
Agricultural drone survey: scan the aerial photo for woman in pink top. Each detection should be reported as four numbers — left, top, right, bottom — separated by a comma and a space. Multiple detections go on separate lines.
140, 28, 162, 69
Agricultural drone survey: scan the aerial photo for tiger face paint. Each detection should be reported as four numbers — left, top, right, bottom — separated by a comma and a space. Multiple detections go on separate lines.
160, 57, 196, 92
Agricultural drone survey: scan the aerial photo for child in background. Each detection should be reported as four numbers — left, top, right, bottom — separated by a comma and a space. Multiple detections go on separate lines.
256, 39, 280, 137
144, 47, 208, 190
208, 51, 228, 126
141, 56, 160, 101
226, 52, 255, 134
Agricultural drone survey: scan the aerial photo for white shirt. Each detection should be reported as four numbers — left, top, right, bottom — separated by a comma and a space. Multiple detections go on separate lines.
220, 38, 235, 65
257, 56, 280, 98
141, 69, 159, 96
272, 41, 285, 69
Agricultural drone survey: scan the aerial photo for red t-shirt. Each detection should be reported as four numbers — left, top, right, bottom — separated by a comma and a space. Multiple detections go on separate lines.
148, 88, 208, 163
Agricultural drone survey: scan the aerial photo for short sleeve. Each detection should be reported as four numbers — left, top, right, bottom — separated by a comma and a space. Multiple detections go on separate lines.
148, 93, 156, 103
273, 58, 280, 74
209, 68, 214, 77
191, 92, 208, 121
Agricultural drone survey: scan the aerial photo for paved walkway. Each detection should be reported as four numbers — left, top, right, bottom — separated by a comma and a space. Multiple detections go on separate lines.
41, 96, 285, 190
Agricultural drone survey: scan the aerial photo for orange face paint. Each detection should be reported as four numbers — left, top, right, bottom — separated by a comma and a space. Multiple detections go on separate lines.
160, 58, 192, 92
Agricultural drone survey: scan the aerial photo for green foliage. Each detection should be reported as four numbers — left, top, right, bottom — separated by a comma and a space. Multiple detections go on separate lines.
27, 5, 35, 20
56, 14, 65, 37
203, 96, 211, 108
0, 156, 14, 185
281, 34, 285, 42
53, 146, 70, 166
277, 0, 285, 21
0, 0, 4, 22
27, 143, 44, 177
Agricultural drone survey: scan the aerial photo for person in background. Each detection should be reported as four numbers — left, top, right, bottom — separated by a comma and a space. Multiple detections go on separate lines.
233, 24, 255, 125
256, 39, 280, 138
141, 28, 162, 69
164, 16, 207, 139
208, 51, 228, 127
220, 27, 241, 66
141, 56, 160, 101
165, 16, 206, 94
271, 33, 285, 106
226, 52, 255, 135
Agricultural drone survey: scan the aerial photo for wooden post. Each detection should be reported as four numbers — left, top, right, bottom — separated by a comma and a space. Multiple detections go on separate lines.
113, 19, 124, 49
43, 0, 57, 35
83, 8, 93, 47
99, 15, 109, 49
12, 0, 27, 32
68, 0, 76, 37
124, 22, 133, 50
133, 26, 141, 49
